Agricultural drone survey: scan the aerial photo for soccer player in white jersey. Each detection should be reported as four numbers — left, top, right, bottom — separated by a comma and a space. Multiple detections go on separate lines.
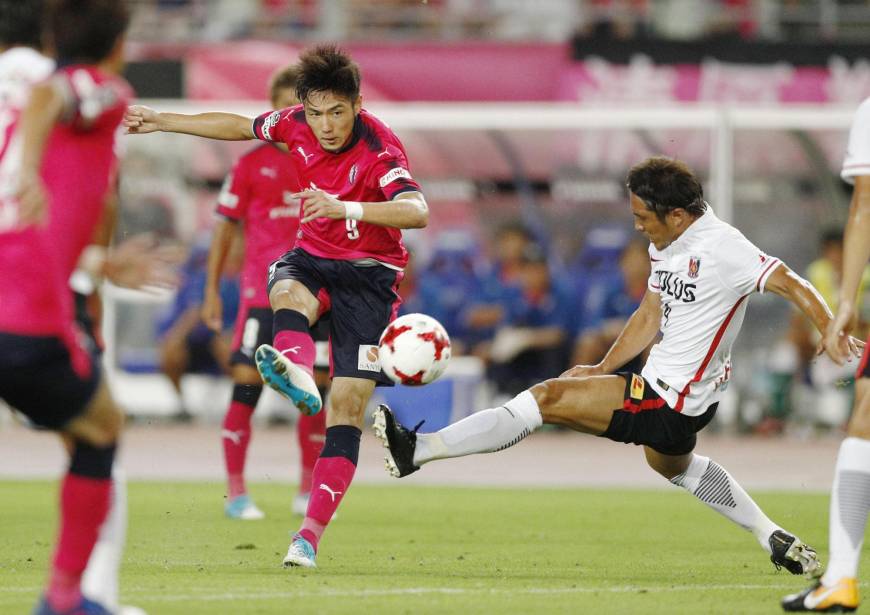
376, 156, 863, 578
782, 99, 870, 612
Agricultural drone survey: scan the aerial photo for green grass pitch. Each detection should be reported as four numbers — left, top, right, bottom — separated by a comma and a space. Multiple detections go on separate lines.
0, 481, 844, 614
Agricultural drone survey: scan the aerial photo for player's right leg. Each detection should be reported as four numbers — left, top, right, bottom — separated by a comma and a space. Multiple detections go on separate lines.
257, 249, 324, 416
373, 374, 623, 476
783, 366, 870, 612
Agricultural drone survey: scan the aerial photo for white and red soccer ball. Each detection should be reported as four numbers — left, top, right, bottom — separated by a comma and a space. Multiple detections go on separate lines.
378, 313, 451, 386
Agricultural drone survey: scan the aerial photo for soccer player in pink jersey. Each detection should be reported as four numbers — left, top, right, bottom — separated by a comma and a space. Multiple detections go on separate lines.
782, 98, 870, 612
374, 157, 864, 580
0, 2, 139, 613
125, 45, 428, 567
203, 64, 330, 521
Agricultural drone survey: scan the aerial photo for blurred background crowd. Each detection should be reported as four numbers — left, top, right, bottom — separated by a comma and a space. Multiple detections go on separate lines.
76, 0, 870, 436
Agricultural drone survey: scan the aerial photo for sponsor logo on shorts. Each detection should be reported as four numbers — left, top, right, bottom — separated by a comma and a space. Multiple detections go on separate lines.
630, 374, 645, 400
378, 167, 411, 188
357, 345, 381, 372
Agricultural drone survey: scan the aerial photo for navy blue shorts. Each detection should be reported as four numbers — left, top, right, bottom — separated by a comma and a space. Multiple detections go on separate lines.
230, 304, 331, 371
600, 372, 718, 456
0, 332, 100, 430
268, 248, 402, 384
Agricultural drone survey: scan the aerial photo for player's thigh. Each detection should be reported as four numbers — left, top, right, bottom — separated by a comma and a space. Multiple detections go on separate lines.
847, 376, 870, 438
327, 376, 375, 428
533, 375, 625, 435
65, 380, 123, 447
266, 249, 325, 323
0, 334, 102, 432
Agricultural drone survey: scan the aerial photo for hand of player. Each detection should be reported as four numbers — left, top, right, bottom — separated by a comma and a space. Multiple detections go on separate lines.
123, 105, 161, 134
201, 290, 223, 333
294, 189, 347, 223
822, 301, 859, 365
104, 234, 183, 290
15, 170, 48, 227
560, 364, 605, 378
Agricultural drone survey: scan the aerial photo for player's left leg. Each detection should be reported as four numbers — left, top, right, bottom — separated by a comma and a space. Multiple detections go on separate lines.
783, 371, 870, 612
645, 446, 820, 577
285, 376, 372, 568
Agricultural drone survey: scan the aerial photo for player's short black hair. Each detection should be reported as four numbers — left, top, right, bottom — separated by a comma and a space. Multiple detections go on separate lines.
0, 0, 43, 48
296, 44, 361, 105
626, 156, 707, 222
269, 64, 299, 105
46, 0, 129, 65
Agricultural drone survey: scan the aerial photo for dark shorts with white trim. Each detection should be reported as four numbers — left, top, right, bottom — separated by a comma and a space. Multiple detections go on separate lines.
600, 372, 718, 456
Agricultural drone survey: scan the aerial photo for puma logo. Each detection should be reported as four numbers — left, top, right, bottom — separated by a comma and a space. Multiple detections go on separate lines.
296, 146, 314, 164
282, 346, 302, 355
221, 429, 245, 445
376, 147, 390, 158
319, 483, 342, 502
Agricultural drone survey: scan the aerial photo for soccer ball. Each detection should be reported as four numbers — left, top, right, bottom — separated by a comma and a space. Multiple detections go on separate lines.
378, 313, 451, 386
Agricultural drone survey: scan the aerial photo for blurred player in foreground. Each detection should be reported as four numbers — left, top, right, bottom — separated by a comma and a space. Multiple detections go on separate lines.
124, 44, 428, 567
375, 157, 865, 580
782, 98, 870, 612
0, 1, 149, 613
202, 64, 330, 520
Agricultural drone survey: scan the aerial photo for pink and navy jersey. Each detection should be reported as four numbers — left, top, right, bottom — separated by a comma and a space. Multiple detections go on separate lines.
216, 143, 301, 306
251, 106, 421, 269
0, 64, 132, 338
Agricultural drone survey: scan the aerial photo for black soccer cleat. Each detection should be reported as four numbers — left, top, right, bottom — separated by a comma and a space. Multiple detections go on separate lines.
372, 404, 422, 478
770, 530, 822, 578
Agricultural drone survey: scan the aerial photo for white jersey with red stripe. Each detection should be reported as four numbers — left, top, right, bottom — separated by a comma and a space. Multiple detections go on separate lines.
0, 47, 54, 229
842, 96, 870, 184
641, 207, 782, 416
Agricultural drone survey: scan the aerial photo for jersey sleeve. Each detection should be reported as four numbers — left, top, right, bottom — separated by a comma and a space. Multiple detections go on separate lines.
54, 67, 130, 130
251, 108, 294, 144
717, 231, 782, 296
842, 97, 870, 184
215, 158, 249, 221
367, 143, 422, 201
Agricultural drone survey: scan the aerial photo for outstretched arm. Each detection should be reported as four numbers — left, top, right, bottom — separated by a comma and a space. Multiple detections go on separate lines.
124, 105, 255, 141
764, 264, 863, 359
562, 290, 661, 377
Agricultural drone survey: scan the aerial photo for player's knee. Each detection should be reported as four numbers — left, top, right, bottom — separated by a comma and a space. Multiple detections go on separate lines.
529, 378, 561, 415
70, 438, 117, 479
847, 407, 870, 439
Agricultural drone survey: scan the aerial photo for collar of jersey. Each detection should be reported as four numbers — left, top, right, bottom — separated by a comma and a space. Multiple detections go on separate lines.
666, 205, 717, 252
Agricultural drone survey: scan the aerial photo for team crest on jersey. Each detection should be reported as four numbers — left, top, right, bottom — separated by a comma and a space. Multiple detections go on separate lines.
688, 257, 701, 279
349, 163, 358, 185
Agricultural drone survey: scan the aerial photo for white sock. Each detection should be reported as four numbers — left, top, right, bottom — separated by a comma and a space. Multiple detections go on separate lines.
82, 468, 127, 610
670, 454, 779, 553
822, 437, 870, 584
413, 390, 543, 466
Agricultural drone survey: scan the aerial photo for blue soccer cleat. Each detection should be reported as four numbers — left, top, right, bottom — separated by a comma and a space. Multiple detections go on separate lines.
255, 344, 322, 416
33, 596, 112, 615
225, 494, 265, 520
283, 533, 316, 568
